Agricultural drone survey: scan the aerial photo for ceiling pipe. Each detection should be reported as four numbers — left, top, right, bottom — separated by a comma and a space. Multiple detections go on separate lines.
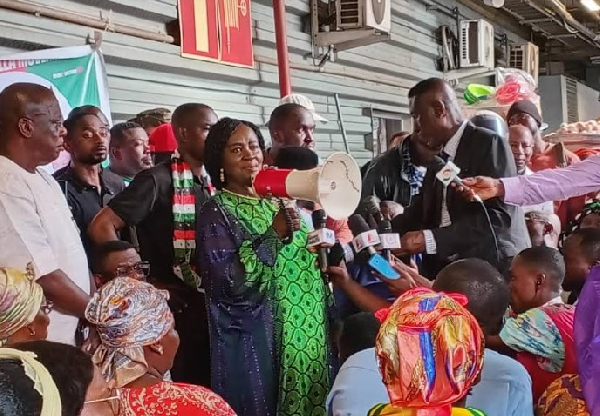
530, 0, 600, 48
272, 0, 292, 98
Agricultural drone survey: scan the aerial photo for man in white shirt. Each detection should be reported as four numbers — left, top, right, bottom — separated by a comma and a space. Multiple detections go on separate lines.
0, 83, 91, 345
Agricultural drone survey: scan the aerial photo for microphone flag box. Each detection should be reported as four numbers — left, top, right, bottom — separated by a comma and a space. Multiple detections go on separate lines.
435, 161, 461, 187
378, 233, 401, 250
352, 230, 380, 252
307, 228, 336, 248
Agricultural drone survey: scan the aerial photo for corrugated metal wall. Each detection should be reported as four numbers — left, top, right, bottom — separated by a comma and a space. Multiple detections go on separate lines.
0, 0, 527, 164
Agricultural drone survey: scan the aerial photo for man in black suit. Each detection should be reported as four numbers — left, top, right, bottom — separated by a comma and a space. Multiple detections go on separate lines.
392, 78, 530, 278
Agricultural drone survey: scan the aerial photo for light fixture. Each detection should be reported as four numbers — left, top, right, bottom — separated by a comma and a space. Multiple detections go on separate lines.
582, 0, 600, 12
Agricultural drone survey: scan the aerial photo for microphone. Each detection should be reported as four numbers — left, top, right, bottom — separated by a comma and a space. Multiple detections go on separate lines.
362, 195, 382, 228
328, 241, 355, 267
431, 155, 500, 267
348, 214, 400, 280
377, 220, 401, 261
308, 209, 335, 272
348, 214, 380, 256
431, 155, 482, 203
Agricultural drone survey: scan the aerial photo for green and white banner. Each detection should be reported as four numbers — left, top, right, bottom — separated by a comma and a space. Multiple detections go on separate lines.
0, 45, 112, 172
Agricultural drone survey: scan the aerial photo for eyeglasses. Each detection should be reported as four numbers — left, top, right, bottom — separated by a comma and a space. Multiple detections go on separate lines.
84, 388, 122, 415
114, 261, 151, 279
40, 300, 54, 315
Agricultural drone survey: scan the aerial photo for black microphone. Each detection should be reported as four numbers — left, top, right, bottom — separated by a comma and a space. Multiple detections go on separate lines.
348, 214, 380, 256
312, 209, 329, 272
362, 195, 382, 227
431, 156, 482, 202
377, 219, 401, 261
348, 214, 400, 280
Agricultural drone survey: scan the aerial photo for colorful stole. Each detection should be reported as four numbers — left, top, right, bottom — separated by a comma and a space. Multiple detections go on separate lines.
171, 151, 201, 290
368, 404, 486, 416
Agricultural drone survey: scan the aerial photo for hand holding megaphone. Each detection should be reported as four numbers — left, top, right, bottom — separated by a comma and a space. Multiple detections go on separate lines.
272, 204, 301, 242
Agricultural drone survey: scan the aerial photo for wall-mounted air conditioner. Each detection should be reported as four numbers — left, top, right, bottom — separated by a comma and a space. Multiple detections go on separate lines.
510, 42, 540, 85
336, 0, 391, 33
459, 19, 495, 69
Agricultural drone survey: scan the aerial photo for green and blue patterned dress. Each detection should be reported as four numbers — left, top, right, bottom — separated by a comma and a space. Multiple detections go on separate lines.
196, 190, 332, 416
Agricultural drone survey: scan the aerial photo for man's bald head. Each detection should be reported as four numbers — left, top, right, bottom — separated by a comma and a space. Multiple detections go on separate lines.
408, 77, 464, 153
0, 83, 57, 136
0, 83, 65, 171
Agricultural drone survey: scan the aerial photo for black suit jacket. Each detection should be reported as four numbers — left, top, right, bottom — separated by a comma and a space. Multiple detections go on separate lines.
392, 123, 530, 278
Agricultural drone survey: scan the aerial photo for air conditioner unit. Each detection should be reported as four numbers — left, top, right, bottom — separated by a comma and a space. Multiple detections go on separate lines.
459, 20, 495, 69
510, 42, 540, 85
336, 0, 391, 33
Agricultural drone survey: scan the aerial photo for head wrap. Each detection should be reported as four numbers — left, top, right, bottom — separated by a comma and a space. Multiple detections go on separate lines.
506, 99, 542, 127
149, 123, 177, 153
560, 198, 600, 247
375, 288, 484, 415
574, 266, 600, 415
0, 347, 61, 416
85, 277, 173, 388
574, 148, 600, 161
0, 264, 43, 345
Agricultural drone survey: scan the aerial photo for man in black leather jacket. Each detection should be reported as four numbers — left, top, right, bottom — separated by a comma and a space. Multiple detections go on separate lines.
361, 132, 429, 208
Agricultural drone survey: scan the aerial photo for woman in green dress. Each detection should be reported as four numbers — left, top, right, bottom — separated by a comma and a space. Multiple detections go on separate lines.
196, 118, 332, 416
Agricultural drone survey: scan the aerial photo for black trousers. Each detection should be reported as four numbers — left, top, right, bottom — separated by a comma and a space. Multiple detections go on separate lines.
165, 284, 211, 387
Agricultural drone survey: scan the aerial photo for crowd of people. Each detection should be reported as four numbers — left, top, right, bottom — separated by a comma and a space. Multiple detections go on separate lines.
0, 75, 599, 416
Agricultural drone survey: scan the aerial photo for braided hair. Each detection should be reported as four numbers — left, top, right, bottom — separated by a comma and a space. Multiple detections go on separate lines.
204, 117, 266, 190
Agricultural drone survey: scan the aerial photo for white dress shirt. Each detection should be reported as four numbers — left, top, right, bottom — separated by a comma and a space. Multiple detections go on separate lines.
0, 156, 90, 345
423, 121, 468, 254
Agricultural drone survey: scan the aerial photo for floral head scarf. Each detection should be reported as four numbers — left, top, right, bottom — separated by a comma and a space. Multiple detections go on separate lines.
0, 264, 43, 345
85, 277, 173, 388
374, 288, 484, 414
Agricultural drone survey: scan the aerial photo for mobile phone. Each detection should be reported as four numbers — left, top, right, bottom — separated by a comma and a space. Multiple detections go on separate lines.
368, 253, 400, 280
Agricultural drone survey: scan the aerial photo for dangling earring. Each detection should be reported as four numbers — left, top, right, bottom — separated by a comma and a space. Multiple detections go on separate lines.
151, 344, 164, 355
219, 168, 225, 183
27, 326, 36, 336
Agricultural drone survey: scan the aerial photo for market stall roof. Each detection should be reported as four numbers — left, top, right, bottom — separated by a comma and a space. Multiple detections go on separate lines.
500, 0, 600, 74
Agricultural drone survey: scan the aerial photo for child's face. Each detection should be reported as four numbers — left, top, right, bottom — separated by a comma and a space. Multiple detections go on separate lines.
509, 257, 541, 315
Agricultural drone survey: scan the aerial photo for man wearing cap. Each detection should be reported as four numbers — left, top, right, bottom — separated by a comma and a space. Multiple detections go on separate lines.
506, 100, 579, 172
149, 123, 178, 165
267, 101, 353, 243
264, 94, 327, 166
132, 107, 171, 137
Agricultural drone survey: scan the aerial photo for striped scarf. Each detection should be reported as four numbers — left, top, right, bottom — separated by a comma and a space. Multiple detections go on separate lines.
171, 152, 201, 290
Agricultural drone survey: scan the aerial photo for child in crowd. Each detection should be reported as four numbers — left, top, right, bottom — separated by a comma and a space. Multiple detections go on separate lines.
486, 247, 577, 402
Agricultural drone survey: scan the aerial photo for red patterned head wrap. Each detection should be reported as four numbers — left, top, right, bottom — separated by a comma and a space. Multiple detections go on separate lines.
374, 288, 484, 415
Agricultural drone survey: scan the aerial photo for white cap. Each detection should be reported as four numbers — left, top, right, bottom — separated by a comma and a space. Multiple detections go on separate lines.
280, 93, 328, 123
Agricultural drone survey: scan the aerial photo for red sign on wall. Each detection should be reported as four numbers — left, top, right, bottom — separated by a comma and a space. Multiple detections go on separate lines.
178, 0, 254, 68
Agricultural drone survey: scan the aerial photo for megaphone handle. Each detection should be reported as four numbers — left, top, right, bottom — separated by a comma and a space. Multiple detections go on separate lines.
277, 199, 294, 245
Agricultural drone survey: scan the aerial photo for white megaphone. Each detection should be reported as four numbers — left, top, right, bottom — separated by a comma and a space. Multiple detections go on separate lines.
253, 152, 362, 220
